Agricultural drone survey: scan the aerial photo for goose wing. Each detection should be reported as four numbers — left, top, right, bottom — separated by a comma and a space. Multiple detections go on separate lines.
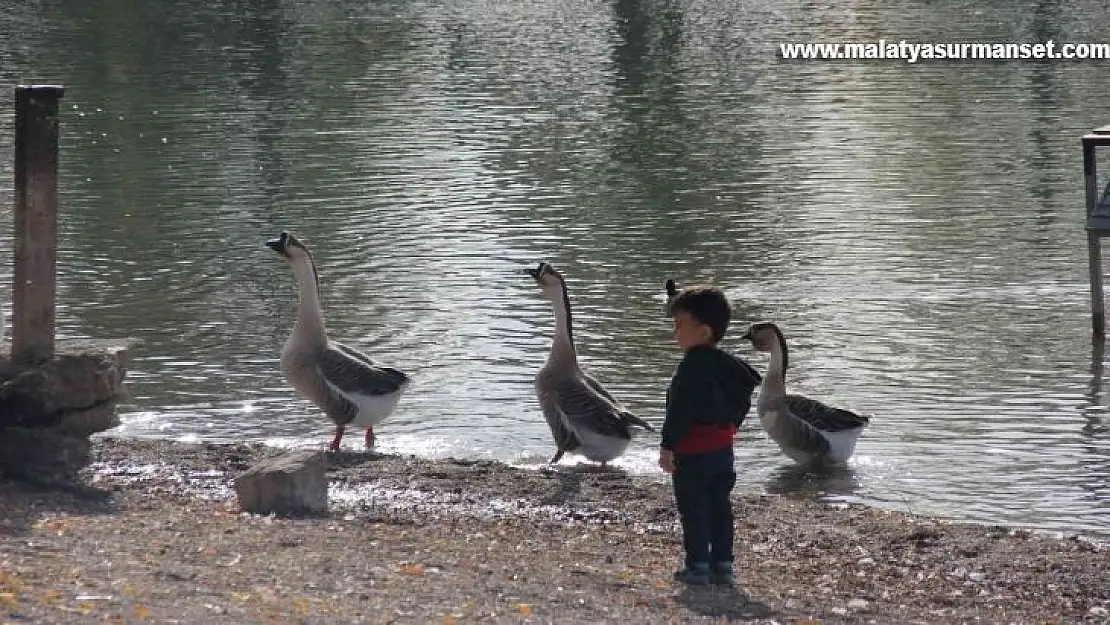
779, 394, 869, 432
551, 374, 643, 439
580, 373, 655, 432
763, 396, 831, 455
537, 391, 582, 453
581, 371, 624, 407
319, 342, 409, 396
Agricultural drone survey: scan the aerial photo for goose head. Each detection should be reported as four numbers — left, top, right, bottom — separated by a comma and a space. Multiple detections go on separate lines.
742, 321, 789, 370
266, 230, 320, 293
524, 261, 567, 303
266, 231, 312, 262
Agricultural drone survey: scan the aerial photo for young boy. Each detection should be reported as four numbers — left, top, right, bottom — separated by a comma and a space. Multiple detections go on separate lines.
659, 285, 761, 586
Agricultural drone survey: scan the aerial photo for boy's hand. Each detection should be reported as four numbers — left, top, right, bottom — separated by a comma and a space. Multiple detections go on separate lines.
658, 448, 676, 474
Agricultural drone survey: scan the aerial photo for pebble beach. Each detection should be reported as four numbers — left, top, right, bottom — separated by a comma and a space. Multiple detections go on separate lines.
0, 437, 1107, 624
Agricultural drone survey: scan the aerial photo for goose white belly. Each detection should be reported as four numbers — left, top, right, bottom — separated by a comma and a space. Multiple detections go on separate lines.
820, 427, 865, 462
326, 379, 409, 427
574, 428, 630, 463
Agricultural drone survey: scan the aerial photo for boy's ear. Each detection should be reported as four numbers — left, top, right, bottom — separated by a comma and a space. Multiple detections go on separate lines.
700, 322, 714, 343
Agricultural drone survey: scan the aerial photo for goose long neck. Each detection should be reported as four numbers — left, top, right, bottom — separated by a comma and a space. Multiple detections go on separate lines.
549, 283, 577, 364
760, 335, 788, 402
291, 256, 327, 346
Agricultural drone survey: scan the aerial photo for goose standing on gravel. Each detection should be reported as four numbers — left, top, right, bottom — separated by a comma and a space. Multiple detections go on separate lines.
742, 321, 869, 466
525, 262, 655, 466
267, 231, 410, 451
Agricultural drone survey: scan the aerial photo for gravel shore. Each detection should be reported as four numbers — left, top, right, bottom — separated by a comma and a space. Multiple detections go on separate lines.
1, 437, 1107, 624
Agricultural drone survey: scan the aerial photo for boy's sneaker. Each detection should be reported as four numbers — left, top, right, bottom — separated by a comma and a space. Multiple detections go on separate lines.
710, 562, 735, 586
673, 563, 711, 585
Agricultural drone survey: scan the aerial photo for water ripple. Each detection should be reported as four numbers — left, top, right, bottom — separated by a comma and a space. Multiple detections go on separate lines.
0, 0, 1109, 535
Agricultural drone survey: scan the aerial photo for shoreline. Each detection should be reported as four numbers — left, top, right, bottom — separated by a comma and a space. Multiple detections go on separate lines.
90, 433, 1110, 545
1, 436, 1108, 624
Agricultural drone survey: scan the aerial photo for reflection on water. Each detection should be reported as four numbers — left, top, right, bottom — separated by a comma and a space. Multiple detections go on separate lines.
764, 464, 862, 501
1, 0, 1109, 535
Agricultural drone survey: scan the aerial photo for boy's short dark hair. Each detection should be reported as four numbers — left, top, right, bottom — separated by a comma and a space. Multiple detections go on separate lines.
669, 285, 731, 343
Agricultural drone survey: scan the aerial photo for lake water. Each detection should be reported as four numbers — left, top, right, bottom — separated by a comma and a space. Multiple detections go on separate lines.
1, 0, 1109, 536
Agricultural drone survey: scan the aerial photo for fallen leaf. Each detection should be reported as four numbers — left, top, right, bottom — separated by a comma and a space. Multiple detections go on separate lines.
133, 605, 152, 619
399, 564, 425, 576
33, 519, 59, 531
443, 616, 458, 625
0, 591, 18, 608
795, 619, 822, 625
78, 601, 95, 615
293, 598, 309, 615
40, 589, 61, 604
517, 603, 533, 617
0, 573, 23, 592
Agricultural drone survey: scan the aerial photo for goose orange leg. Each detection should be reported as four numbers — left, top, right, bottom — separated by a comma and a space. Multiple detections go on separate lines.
329, 425, 345, 452
364, 427, 375, 449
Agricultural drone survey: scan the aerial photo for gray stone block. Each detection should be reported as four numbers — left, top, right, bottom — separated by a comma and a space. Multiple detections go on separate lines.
234, 450, 328, 516
54, 401, 122, 438
0, 340, 129, 427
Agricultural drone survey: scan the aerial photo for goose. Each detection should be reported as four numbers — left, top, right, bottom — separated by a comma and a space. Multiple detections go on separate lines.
742, 321, 869, 466
266, 231, 410, 451
524, 262, 655, 466
665, 279, 679, 304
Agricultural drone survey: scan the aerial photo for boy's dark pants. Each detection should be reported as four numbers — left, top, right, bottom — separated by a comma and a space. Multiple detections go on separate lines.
672, 447, 737, 567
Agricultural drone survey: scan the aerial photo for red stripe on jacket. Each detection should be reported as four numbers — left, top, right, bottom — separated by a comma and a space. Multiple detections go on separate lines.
673, 423, 737, 454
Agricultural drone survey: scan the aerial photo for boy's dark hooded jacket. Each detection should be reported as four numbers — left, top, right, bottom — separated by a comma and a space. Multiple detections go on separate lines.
660, 345, 762, 454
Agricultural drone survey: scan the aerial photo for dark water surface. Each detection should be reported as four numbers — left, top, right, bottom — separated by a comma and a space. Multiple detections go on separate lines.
1, 0, 1109, 535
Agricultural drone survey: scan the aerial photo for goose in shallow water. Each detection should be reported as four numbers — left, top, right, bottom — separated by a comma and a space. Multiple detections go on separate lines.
525, 262, 655, 466
742, 321, 869, 466
267, 231, 410, 451
665, 279, 680, 308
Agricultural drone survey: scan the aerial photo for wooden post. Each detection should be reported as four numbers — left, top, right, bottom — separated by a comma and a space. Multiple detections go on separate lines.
11, 84, 64, 364
1086, 140, 1105, 337
1089, 232, 1104, 337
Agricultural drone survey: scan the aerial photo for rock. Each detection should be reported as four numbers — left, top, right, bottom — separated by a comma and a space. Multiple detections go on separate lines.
234, 450, 328, 516
848, 598, 871, 611
0, 340, 129, 427
0, 426, 91, 484
54, 401, 122, 438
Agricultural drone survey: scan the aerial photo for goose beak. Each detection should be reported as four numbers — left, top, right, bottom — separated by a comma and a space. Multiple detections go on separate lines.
524, 265, 541, 279
665, 279, 678, 298
266, 231, 291, 257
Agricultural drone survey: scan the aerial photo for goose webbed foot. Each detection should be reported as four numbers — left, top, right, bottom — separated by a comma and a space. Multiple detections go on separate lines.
364, 427, 376, 449
329, 425, 345, 452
